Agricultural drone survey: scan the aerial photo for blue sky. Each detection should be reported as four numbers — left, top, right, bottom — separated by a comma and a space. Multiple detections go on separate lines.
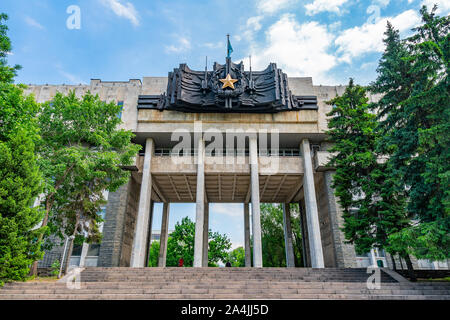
2, 0, 449, 249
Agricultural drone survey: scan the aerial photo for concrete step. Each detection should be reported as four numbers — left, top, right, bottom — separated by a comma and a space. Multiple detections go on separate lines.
1, 293, 449, 300
1, 268, 449, 300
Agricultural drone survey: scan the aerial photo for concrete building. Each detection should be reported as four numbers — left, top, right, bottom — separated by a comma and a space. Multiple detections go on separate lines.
30, 59, 448, 271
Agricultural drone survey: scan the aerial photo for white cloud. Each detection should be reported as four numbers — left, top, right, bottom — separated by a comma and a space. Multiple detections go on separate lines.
305, 0, 349, 16
256, 0, 299, 14
335, 9, 421, 62
56, 64, 84, 84
201, 41, 225, 49
421, 0, 450, 14
241, 15, 265, 42
165, 36, 191, 54
210, 203, 244, 218
247, 16, 264, 32
374, 0, 390, 7
99, 0, 140, 26
24, 16, 44, 29
247, 14, 337, 84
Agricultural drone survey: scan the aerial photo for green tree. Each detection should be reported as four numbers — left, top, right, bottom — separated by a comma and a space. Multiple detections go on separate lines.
0, 14, 21, 83
326, 79, 411, 274
148, 241, 160, 267
227, 247, 245, 267
370, 6, 450, 262
164, 217, 232, 267
30, 91, 141, 275
0, 13, 43, 284
260, 203, 303, 267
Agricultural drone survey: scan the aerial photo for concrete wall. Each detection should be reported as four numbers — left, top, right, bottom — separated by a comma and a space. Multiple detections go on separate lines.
314, 172, 337, 267
98, 175, 141, 267
119, 175, 141, 266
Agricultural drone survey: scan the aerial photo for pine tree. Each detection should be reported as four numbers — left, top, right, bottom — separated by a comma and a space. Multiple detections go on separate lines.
326, 79, 410, 270
0, 14, 43, 284
371, 6, 450, 262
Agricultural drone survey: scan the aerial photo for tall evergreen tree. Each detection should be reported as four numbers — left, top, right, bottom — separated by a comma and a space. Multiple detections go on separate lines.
0, 14, 43, 284
326, 79, 411, 273
371, 6, 450, 262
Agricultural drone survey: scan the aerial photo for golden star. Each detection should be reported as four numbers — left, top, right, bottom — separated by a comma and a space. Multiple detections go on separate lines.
219, 73, 238, 90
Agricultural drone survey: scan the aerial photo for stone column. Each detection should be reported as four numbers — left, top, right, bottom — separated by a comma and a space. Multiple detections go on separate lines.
282, 203, 296, 268
300, 139, 324, 268
131, 138, 154, 267
79, 242, 89, 267
202, 202, 209, 267
250, 137, 263, 268
193, 138, 205, 267
144, 200, 155, 267
158, 203, 170, 267
243, 203, 252, 267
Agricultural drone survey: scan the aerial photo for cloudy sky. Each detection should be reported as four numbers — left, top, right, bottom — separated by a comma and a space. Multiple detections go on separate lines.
2, 0, 449, 249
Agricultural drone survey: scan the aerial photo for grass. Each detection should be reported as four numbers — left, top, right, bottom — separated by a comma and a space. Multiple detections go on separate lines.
26, 276, 59, 283
417, 277, 450, 282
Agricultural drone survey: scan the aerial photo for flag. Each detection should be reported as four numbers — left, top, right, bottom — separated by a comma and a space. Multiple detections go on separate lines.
227, 36, 233, 58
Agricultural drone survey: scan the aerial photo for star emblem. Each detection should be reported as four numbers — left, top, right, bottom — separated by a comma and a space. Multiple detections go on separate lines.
219, 73, 238, 90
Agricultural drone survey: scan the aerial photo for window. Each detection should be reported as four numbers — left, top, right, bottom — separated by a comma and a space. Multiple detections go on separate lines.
87, 244, 100, 257
117, 101, 124, 119
72, 245, 82, 256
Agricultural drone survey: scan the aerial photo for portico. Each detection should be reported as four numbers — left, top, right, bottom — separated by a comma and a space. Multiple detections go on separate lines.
129, 130, 333, 268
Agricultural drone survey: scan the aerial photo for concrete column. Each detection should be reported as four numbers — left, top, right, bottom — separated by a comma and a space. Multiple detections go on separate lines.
202, 203, 209, 267
193, 138, 205, 267
144, 200, 155, 267
131, 138, 154, 267
300, 139, 324, 268
282, 203, 296, 268
370, 249, 377, 267
79, 242, 89, 267
158, 203, 170, 267
243, 203, 252, 267
250, 137, 263, 268
298, 200, 311, 267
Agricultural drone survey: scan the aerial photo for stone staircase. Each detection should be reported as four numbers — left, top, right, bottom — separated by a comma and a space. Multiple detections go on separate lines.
1, 267, 450, 300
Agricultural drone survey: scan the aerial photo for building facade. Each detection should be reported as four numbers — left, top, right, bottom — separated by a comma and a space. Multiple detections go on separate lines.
29, 60, 448, 271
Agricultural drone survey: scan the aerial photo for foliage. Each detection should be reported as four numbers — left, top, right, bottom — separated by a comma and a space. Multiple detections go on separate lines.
226, 247, 245, 267
37, 91, 141, 246
50, 260, 60, 277
370, 6, 450, 261
148, 241, 160, 267
0, 13, 43, 285
0, 14, 21, 83
326, 79, 409, 256
260, 203, 303, 267
165, 217, 232, 267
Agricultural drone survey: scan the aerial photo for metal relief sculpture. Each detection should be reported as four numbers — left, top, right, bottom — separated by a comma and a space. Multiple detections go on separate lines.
138, 37, 318, 113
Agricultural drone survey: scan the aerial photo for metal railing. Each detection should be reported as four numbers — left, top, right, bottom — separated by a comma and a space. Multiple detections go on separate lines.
143, 149, 302, 157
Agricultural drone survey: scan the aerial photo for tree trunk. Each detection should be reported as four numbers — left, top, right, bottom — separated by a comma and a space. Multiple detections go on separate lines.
29, 198, 53, 276
399, 255, 404, 270
63, 216, 80, 275
63, 236, 75, 275
29, 164, 75, 276
390, 254, 397, 271
404, 254, 417, 282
